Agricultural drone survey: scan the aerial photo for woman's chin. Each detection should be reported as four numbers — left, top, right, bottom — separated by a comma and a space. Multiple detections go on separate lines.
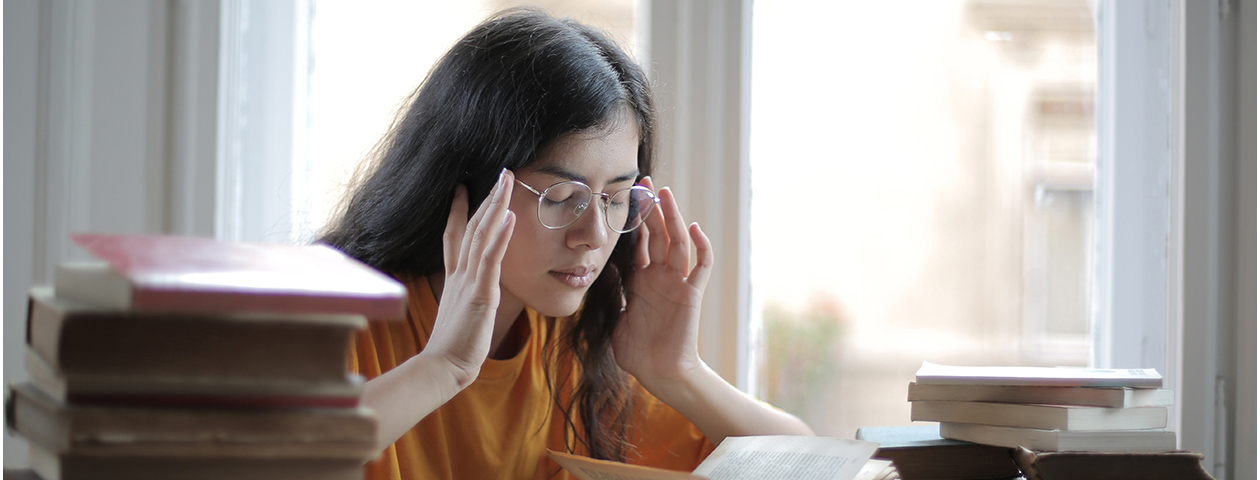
525, 292, 586, 318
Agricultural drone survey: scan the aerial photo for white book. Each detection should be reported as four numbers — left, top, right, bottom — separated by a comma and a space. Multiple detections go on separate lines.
910, 400, 1168, 431
939, 422, 1177, 453
914, 361, 1163, 388
907, 382, 1174, 408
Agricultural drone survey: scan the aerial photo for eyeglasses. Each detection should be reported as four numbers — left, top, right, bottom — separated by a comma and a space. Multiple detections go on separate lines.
514, 179, 660, 233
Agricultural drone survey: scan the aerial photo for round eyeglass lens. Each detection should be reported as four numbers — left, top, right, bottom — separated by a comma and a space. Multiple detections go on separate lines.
610, 186, 657, 233
538, 181, 592, 229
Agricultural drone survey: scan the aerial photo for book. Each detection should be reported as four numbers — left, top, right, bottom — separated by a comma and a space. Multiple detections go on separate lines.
55, 233, 407, 318
913, 362, 1163, 388
27, 442, 366, 480
910, 401, 1167, 431
548, 435, 891, 480
906, 382, 1173, 408
26, 286, 365, 385
3, 469, 41, 480
25, 348, 364, 409
855, 424, 1019, 480
939, 422, 1177, 453
1012, 446, 1214, 480
8, 382, 378, 459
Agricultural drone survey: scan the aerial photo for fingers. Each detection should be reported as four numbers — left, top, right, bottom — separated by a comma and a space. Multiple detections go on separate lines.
686, 222, 713, 289
477, 209, 515, 288
641, 178, 670, 267
657, 187, 691, 272
443, 184, 469, 276
634, 217, 651, 268
448, 170, 515, 279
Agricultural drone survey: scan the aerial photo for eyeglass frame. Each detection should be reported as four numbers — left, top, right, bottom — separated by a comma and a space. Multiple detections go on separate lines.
513, 178, 660, 233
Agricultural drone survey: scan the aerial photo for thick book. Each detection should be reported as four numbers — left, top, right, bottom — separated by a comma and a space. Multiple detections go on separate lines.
907, 382, 1173, 408
25, 348, 363, 409
56, 233, 407, 318
939, 422, 1177, 453
9, 382, 378, 460
910, 401, 1167, 431
855, 424, 1019, 480
27, 286, 364, 385
1012, 446, 1213, 480
27, 442, 366, 480
548, 435, 892, 480
914, 362, 1163, 388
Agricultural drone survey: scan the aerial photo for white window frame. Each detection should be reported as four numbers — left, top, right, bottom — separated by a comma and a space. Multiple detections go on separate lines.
1167, 1, 1255, 479
218, 0, 312, 243
643, 0, 753, 388
1091, 0, 1171, 381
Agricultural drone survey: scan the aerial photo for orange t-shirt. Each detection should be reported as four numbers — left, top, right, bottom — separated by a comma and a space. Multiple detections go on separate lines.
350, 276, 716, 480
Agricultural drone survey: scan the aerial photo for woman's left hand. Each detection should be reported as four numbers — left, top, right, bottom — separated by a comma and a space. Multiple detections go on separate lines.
612, 177, 714, 389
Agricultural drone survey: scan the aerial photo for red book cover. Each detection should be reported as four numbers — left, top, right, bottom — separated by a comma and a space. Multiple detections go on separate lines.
58, 233, 407, 319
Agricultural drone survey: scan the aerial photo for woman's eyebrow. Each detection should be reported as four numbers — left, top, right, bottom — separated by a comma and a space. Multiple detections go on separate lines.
532, 165, 640, 185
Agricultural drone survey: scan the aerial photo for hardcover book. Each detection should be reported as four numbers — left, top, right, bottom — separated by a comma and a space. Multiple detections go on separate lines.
913, 362, 1163, 388
27, 442, 367, 480
56, 233, 407, 319
25, 348, 364, 409
906, 382, 1173, 408
1012, 446, 1213, 480
855, 424, 1019, 480
910, 401, 1168, 431
27, 287, 365, 385
939, 422, 1177, 453
9, 382, 378, 459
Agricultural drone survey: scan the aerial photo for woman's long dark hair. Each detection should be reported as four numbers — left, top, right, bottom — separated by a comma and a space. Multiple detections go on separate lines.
320, 8, 654, 462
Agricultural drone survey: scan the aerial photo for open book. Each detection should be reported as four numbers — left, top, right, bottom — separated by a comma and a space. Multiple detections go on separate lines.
548, 436, 898, 480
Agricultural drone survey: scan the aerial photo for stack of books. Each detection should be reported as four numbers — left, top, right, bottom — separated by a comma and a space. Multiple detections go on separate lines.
908, 362, 1176, 454
855, 424, 1020, 480
8, 233, 408, 480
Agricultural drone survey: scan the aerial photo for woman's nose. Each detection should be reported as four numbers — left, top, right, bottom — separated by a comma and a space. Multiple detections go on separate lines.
565, 198, 609, 250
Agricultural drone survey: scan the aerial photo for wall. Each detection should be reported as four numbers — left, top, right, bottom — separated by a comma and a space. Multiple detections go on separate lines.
2, 0, 219, 466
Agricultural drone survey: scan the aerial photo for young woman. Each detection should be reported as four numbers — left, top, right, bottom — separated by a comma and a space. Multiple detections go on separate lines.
320, 8, 813, 480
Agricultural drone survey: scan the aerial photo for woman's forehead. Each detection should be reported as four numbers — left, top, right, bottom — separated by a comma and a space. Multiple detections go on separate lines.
526, 120, 640, 184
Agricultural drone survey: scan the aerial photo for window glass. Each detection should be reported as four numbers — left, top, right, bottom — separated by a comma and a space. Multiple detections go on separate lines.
749, 0, 1097, 436
298, 0, 637, 242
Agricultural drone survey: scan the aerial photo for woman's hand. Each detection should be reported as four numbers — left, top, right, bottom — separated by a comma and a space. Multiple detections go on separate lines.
610, 178, 814, 444
423, 169, 517, 387
612, 177, 714, 389
362, 170, 517, 451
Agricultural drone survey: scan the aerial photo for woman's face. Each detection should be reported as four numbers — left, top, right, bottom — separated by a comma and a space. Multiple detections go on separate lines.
500, 113, 641, 317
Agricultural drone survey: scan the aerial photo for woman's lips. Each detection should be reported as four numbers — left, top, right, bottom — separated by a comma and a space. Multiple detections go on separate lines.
549, 268, 595, 288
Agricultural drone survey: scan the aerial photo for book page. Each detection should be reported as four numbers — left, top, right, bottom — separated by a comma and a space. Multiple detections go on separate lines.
691, 436, 879, 480
548, 450, 704, 480
852, 459, 896, 480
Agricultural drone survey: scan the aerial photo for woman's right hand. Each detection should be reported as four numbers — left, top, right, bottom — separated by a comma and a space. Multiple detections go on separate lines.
360, 170, 516, 452
422, 169, 516, 387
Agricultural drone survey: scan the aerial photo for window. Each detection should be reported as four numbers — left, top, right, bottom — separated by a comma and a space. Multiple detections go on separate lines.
748, 0, 1103, 437
224, 0, 639, 245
